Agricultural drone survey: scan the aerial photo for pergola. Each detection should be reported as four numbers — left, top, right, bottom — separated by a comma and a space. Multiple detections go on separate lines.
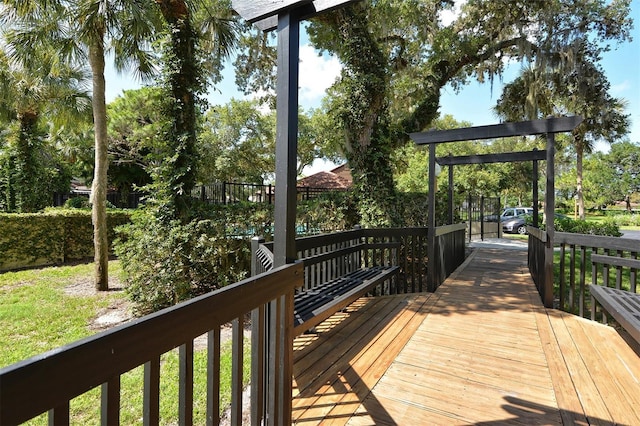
410, 116, 583, 307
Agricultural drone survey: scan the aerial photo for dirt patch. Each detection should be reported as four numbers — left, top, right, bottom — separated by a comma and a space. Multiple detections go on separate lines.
65, 276, 247, 348
64, 275, 134, 330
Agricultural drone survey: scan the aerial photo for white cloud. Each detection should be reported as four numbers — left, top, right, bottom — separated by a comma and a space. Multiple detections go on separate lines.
298, 44, 342, 107
611, 80, 631, 94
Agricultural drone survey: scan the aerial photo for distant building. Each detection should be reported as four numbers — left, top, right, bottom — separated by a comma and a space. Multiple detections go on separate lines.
297, 164, 352, 189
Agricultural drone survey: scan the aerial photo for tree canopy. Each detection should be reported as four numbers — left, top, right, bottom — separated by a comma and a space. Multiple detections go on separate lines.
235, 0, 633, 226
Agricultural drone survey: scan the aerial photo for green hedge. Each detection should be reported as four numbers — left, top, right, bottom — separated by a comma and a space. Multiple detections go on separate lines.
0, 210, 131, 272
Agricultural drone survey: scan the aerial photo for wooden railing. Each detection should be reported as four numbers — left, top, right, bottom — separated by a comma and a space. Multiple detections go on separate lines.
0, 263, 303, 426
527, 226, 548, 301
555, 232, 638, 318
528, 229, 639, 318
433, 223, 468, 287
1, 225, 467, 425
252, 225, 467, 294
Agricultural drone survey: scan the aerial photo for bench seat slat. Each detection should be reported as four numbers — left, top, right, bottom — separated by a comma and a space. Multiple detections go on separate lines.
293, 265, 399, 336
590, 285, 640, 344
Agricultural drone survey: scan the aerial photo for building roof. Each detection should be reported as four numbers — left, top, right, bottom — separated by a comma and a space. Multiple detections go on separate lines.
298, 164, 352, 189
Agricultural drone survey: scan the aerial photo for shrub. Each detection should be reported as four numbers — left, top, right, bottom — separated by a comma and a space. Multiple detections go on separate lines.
608, 214, 640, 227
297, 191, 359, 233
539, 215, 623, 237
64, 196, 91, 209
0, 209, 131, 271
396, 190, 456, 227
115, 211, 250, 316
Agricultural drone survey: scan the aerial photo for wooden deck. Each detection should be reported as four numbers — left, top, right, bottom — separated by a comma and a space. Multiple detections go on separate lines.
292, 246, 640, 425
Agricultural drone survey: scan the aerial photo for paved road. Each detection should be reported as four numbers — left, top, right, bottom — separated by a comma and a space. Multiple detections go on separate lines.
621, 230, 640, 240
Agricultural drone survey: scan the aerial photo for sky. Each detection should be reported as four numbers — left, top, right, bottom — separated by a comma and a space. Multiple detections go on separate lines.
104, 0, 640, 174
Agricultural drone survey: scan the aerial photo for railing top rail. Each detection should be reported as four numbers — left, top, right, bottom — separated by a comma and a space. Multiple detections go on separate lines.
295, 229, 362, 251
0, 263, 303, 426
527, 226, 547, 242
257, 227, 432, 257
435, 223, 467, 236
284, 227, 432, 252
555, 232, 639, 252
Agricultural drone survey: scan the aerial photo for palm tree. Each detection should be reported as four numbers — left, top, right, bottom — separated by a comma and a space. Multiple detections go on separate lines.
3, 0, 163, 289
495, 57, 629, 219
0, 46, 92, 212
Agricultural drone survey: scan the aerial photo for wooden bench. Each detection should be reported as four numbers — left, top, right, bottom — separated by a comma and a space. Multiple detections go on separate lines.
293, 242, 400, 335
252, 233, 404, 336
590, 254, 640, 344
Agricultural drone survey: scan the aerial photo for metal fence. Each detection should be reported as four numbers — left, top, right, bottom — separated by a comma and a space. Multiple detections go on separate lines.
54, 182, 344, 209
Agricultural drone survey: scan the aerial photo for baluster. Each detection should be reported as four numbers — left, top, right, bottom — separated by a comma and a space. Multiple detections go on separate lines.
412, 233, 418, 293
603, 249, 611, 288
48, 402, 70, 426
559, 243, 566, 310
616, 249, 623, 290
251, 306, 266, 425
143, 356, 160, 426
231, 318, 244, 425
632, 252, 638, 293
101, 376, 120, 426
579, 246, 587, 318
207, 328, 221, 426
570, 244, 576, 313
591, 247, 599, 320
179, 342, 194, 426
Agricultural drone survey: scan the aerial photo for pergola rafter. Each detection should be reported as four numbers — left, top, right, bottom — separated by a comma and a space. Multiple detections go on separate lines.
436, 149, 546, 166
410, 116, 583, 303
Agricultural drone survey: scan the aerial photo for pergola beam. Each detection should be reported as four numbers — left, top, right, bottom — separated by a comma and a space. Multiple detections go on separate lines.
232, 0, 311, 24
410, 116, 583, 145
252, 0, 362, 32
437, 150, 546, 166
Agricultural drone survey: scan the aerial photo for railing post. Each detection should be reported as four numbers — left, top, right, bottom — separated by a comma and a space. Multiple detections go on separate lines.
251, 236, 266, 277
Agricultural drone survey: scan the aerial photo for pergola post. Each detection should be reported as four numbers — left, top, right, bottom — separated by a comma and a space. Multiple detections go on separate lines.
448, 154, 454, 225
543, 133, 556, 308
273, 11, 300, 268
533, 148, 539, 229
232, 3, 362, 424
427, 144, 437, 292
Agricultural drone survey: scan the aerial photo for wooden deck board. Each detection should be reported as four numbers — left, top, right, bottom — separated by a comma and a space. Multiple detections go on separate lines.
292, 246, 640, 425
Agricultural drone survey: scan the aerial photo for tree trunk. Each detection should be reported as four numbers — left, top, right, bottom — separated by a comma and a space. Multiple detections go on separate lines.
331, 7, 401, 226
15, 113, 39, 212
89, 38, 109, 291
575, 138, 585, 220
156, 0, 198, 222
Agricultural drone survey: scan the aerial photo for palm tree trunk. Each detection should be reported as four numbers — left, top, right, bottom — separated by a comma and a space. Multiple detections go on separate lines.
88, 37, 109, 291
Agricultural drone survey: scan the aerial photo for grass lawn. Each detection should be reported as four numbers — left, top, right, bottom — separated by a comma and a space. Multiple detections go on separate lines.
0, 261, 249, 424
0, 262, 126, 367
